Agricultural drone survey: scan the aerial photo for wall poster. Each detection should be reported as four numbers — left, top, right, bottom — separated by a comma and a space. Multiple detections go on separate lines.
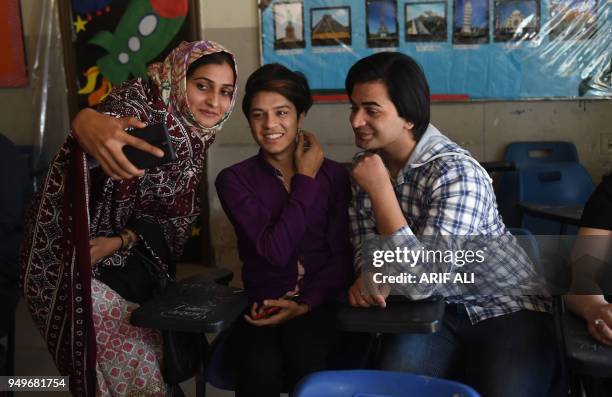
259, 0, 611, 101
0, 0, 28, 87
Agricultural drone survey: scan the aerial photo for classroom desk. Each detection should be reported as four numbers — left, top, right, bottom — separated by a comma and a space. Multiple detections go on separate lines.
562, 311, 612, 378
131, 276, 445, 395
131, 276, 247, 396
130, 275, 248, 333
517, 202, 583, 234
337, 297, 445, 333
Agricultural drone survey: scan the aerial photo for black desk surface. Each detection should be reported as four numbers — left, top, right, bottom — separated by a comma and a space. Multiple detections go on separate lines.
337, 297, 445, 334
132, 276, 444, 335
131, 276, 248, 334
563, 312, 612, 377
518, 202, 584, 225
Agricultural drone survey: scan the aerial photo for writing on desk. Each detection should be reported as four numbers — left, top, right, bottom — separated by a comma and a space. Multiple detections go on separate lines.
162, 304, 213, 321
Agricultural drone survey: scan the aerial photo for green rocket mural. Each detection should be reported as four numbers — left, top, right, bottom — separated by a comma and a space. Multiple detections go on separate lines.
89, 0, 188, 85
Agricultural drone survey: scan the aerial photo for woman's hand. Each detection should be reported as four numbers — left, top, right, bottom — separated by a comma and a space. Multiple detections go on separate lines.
71, 108, 164, 180
89, 236, 122, 266
583, 301, 612, 346
244, 299, 310, 327
295, 131, 324, 179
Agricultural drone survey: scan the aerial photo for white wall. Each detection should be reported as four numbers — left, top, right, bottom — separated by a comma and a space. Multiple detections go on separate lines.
200, 0, 612, 271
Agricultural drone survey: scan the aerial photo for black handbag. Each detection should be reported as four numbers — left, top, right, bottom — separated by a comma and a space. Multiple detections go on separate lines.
133, 248, 202, 385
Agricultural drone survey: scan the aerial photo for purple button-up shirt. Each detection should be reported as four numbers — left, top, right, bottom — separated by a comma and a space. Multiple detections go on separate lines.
215, 152, 353, 308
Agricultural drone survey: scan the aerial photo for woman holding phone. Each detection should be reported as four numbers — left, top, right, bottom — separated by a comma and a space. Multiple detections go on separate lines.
20, 40, 237, 396
215, 63, 353, 397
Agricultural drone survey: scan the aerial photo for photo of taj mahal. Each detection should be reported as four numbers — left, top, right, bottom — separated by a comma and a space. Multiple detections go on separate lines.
273, 1, 306, 50
453, 0, 490, 44
366, 0, 399, 48
494, 0, 540, 41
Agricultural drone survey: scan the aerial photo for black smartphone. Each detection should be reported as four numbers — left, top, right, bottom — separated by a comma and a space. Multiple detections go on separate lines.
122, 123, 177, 169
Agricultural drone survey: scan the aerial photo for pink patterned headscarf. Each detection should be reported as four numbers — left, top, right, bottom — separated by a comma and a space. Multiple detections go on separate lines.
148, 40, 238, 143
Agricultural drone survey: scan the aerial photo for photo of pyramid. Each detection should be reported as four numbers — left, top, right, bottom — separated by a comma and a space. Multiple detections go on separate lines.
405, 2, 448, 42
311, 7, 351, 46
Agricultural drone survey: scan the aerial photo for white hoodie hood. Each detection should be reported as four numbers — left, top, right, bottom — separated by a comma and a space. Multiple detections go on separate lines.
404, 124, 491, 183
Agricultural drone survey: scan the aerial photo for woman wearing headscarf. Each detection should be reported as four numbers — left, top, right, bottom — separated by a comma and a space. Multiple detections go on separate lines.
20, 40, 237, 396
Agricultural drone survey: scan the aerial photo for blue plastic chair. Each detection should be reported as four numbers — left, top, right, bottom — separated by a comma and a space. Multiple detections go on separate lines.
518, 163, 593, 234
495, 141, 580, 228
504, 141, 579, 167
294, 370, 480, 397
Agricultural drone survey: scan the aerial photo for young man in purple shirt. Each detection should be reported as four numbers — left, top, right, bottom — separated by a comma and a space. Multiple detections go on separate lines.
215, 64, 353, 397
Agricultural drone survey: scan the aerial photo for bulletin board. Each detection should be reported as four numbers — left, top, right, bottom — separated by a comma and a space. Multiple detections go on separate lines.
0, 0, 28, 87
259, 0, 612, 101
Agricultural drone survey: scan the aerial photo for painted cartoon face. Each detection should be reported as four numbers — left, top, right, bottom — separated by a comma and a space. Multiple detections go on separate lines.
186, 62, 235, 128
248, 91, 304, 157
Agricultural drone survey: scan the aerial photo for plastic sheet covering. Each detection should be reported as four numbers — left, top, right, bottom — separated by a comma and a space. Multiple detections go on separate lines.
259, 0, 611, 100
517, 0, 612, 98
28, 0, 70, 177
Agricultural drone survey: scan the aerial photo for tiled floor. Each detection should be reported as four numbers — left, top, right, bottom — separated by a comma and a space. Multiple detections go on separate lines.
6, 264, 236, 397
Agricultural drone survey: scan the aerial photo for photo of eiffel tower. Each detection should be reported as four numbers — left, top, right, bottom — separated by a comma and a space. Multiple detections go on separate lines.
366, 0, 399, 47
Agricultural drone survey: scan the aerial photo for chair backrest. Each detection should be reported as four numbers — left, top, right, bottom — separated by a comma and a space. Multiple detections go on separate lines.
294, 370, 480, 397
518, 163, 594, 206
504, 141, 579, 167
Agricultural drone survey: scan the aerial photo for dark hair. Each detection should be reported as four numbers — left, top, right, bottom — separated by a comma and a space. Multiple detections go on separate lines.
187, 51, 236, 82
242, 63, 313, 118
345, 52, 430, 141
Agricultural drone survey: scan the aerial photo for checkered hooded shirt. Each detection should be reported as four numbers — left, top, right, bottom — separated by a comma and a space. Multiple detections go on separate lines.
350, 124, 551, 324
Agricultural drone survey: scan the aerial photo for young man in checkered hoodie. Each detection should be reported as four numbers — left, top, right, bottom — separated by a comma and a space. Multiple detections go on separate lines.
345, 52, 562, 397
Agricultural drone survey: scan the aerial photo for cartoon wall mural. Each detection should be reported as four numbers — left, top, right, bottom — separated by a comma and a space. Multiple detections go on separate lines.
70, 0, 191, 108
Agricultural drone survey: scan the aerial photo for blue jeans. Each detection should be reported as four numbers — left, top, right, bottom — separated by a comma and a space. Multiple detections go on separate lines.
377, 305, 562, 397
